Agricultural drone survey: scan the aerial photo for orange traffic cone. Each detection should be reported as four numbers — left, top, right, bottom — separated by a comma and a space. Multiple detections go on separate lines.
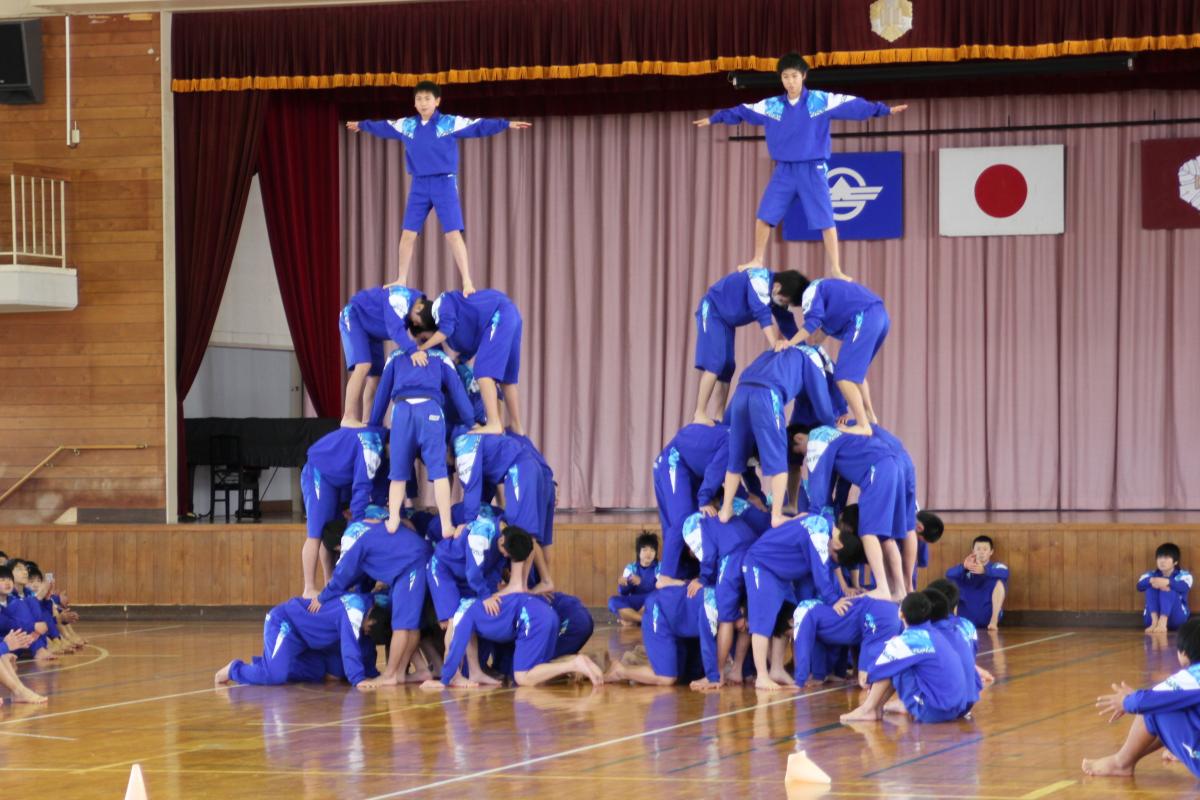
124, 764, 148, 800
785, 750, 832, 784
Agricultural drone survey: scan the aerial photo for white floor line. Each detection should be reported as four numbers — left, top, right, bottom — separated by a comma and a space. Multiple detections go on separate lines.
87, 624, 185, 639
978, 632, 1076, 656
0, 685, 242, 728
0, 730, 77, 741
361, 686, 846, 800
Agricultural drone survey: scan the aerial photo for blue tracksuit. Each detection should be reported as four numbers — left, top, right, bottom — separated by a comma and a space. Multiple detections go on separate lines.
301, 426, 389, 538
800, 278, 889, 384
1138, 568, 1193, 630
1123, 664, 1200, 778
709, 90, 890, 228
0, 592, 47, 654
642, 586, 721, 683
431, 289, 522, 384
868, 622, 970, 722
934, 615, 982, 708
455, 432, 548, 544
790, 344, 847, 430
946, 561, 1010, 629
507, 431, 556, 547
358, 111, 510, 233
340, 285, 423, 373
791, 596, 902, 683
370, 348, 476, 482
743, 515, 843, 637
695, 269, 799, 382
442, 593, 559, 683
427, 515, 507, 621
550, 592, 594, 658
872, 424, 917, 533
229, 595, 380, 686
608, 559, 659, 615
318, 522, 433, 630
806, 426, 905, 539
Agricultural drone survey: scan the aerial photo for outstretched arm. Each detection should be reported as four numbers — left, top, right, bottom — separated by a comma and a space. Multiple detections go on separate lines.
694, 102, 774, 128
348, 120, 411, 140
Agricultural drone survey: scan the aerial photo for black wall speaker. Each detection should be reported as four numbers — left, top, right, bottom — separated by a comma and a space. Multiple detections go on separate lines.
0, 19, 44, 105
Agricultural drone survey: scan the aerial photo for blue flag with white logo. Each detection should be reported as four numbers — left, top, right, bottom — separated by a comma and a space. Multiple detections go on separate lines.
782, 152, 903, 241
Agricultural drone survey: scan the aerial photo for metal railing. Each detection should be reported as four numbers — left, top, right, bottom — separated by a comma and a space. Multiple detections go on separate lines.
0, 444, 148, 508
1, 164, 71, 269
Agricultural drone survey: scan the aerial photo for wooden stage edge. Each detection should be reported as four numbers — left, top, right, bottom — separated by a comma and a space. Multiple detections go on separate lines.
2, 516, 1199, 615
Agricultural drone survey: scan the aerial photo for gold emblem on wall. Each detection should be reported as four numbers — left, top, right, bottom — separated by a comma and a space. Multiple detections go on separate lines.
870, 0, 914, 43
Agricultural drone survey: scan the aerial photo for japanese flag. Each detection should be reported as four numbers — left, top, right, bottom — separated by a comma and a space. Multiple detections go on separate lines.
939, 145, 1064, 236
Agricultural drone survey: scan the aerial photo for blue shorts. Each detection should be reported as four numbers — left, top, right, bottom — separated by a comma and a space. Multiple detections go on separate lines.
758, 161, 834, 229
427, 556, 468, 622
340, 305, 385, 375
538, 466, 556, 546
389, 399, 449, 482
643, 597, 682, 678
694, 299, 736, 382
229, 614, 324, 686
388, 565, 428, 630
608, 593, 650, 615
653, 456, 700, 581
403, 174, 465, 233
744, 557, 797, 638
832, 303, 889, 384
301, 464, 339, 540
715, 551, 748, 623
504, 456, 548, 543
901, 454, 917, 533
551, 593, 594, 658
472, 300, 522, 384
513, 599, 560, 675
858, 456, 906, 540
726, 384, 788, 478
1144, 710, 1200, 777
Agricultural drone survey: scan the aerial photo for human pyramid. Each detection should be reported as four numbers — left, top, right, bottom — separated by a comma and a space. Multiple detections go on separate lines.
214, 55, 994, 724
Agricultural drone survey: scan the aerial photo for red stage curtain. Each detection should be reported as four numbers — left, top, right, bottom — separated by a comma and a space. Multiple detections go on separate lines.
174, 90, 268, 512
172, 0, 1200, 92
257, 94, 343, 419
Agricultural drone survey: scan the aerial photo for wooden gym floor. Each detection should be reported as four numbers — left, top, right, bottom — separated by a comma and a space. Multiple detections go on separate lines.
1, 621, 1196, 798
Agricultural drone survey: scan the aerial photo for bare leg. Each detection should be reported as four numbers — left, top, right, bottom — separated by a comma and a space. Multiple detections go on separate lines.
473, 377, 504, 434
301, 538, 322, 599
361, 375, 380, 424
693, 372, 721, 426
405, 649, 433, 683
500, 382, 524, 436
386, 480, 406, 533
882, 539, 906, 603
419, 635, 443, 679
768, 635, 796, 687
718, 471, 742, 522
1082, 715, 1163, 777
860, 379, 879, 424
432, 477, 453, 539
841, 678, 895, 722
752, 634, 784, 690
444, 231, 475, 295
516, 654, 604, 687
341, 364, 372, 426
529, 541, 555, 592
319, 545, 333, 586
360, 629, 418, 689
389, 229, 417, 287
738, 220, 772, 270
768, 472, 788, 528
716, 621, 736, 683
463, 637, 501, 686
728, 629, 750, 684
989, 581, 1006, 630
617, 607, 644, 625
900, 531, 918, 593
835, 380, 872, 436
605, 660, 676, 686
712, 381, 731, 424
0, 654, 46, 704
861, 535, 892, 600
821, 226, 851, 282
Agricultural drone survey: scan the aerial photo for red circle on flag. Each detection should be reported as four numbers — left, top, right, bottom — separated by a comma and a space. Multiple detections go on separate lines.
974, 164, 1028, 218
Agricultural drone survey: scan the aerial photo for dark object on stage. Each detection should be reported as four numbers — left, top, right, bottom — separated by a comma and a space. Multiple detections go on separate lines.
0, 19, 44, 105
185, 417, 340, 469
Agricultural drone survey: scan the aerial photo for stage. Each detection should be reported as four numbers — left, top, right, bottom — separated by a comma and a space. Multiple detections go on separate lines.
3, 512, 1199, 621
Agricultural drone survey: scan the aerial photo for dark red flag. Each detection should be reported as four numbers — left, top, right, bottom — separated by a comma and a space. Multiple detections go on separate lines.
1141, 137, 1200, 230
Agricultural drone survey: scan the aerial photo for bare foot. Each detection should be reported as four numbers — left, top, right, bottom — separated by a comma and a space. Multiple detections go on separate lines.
33, 650, 56, 662
755, 675, 785, 691
1163, 749, 1180, 764
1081, 755, 1134, 777
725, 669, 745, 686
604, 662, 627, 684
446, 673, 481, 689
405, 668, 433, 684
214, 661, 235, 685
579, 655, 606, 686
883, 697, 906, 715
866, 587, 893, 601
768, 669, 796, 687
302, 588, 318, 600
837, 422, 873, 436
356, 673, 401, 691
831, 269, 854, 282
385, 516, 401, 534
470, 423, 504, 435
339, 417, 366, 428
841, 704, 883, 723
419, 678, 445, 691
691, 413, 716, 427
13, 688, 47, 704
988, 622, 999, 631
690, 677, 722, 692
771, 514, 789, 529
473, 670, 502, 687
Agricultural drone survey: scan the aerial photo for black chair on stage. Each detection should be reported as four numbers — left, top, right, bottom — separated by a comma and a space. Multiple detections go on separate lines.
208, 434, 262, 523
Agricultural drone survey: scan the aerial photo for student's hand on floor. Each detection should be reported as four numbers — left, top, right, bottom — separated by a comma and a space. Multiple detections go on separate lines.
410, 351, 428, 367
483, 595, 501, 616
1096, 682, 1134, 723
832, 597, 853, 616
307, 598, 322, 613
686, 579, 703, 598
692, 117, 711, 127
345, 121, 361, 132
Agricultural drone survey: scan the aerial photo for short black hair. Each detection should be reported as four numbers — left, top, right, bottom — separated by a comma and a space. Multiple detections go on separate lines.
834, 529, 866, 567
503, 527, 534, 563
5, 558, 24, 570
773, 270, 804, 305
900, 592, 932, 625
786, 423, 811, 465
837, 504, 860, 538
923, 587, 950, 622
774, 601, 798, 637
0, 565, 12, 581
972, 535, 995, 549
777, 52, 809, 76
414, 80, 441, 98
1178, 618, 1200, 664
364, 603, 393, 646
635, 531, 659, 556
322, 518, 348, 556
22, 560, 40, 575
26, 565, 44, 581
1157, 542, 1182, 564
927, 578, 959, 611
413, 296, 436, 333
0, 551, 7, 561
917, 510, 944, 543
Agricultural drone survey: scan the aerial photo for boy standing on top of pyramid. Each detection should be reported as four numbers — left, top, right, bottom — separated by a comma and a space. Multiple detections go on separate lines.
695, 53, 906, 281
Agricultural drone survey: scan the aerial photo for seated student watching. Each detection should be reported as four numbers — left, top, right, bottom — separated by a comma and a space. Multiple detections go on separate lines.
608, 532, 660, 626
945, 535, 1009, 630
1138, 542, 1192, 634
1, 560, 54, 662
